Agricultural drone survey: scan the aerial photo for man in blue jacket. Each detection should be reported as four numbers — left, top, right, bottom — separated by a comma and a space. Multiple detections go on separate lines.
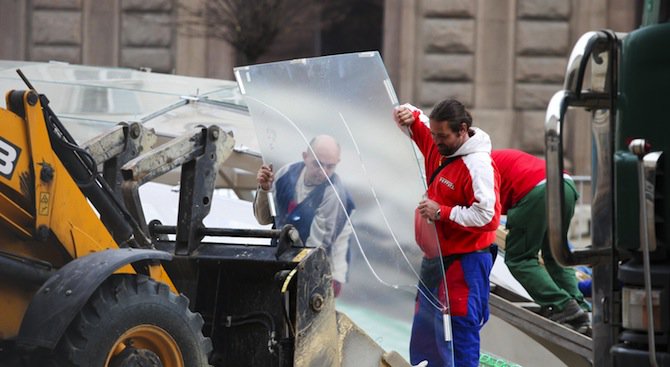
254, 135, 354, 296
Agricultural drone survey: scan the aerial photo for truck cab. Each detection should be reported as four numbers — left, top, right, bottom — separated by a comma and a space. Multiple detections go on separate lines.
544, 1, 670, 365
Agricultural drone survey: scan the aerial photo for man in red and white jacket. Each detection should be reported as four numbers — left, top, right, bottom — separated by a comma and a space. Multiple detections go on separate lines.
394, 99, 500, 367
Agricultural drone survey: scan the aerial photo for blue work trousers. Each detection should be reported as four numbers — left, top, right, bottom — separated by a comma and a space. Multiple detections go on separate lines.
410, 251, 492, 367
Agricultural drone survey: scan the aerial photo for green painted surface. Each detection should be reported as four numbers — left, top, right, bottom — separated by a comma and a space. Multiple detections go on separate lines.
614, 151, 641, 251
479, 353, 523, 367
616, 22, 670, 251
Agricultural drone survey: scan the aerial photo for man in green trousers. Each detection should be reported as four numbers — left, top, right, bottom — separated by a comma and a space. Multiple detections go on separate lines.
492, 149, 590, 330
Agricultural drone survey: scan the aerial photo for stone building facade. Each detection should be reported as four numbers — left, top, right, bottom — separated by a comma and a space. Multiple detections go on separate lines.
0, 0, 639, 174
384, 0, 639, 175
0, 0, 177, 72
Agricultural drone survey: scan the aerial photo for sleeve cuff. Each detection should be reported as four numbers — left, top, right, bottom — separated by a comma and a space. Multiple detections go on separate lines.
443, 206, 453, 221
257, 185, 273, 193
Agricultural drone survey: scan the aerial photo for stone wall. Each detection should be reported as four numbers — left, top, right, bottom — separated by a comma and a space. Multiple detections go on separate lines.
30, 0, 83, 64
120, 0, 174, 72
514, 0, 571, 153
401, 0, 637, 167
409, 0, 572, 152
1, 0, 176, 73
417, 1, 476, 109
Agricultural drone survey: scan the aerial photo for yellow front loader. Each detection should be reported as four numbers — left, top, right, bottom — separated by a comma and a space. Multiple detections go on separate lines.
0, 72, 216, 366
0, 70, 407, 367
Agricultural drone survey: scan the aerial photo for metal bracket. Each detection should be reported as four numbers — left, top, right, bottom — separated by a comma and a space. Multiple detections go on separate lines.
83, 122, 157, 201
545, 30, 620, 267
121, 126, 234, 254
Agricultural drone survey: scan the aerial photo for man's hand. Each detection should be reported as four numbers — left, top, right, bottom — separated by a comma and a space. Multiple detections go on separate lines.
418, 198, 441, 221
393, 105, 415, 128
257, 164, 274, 191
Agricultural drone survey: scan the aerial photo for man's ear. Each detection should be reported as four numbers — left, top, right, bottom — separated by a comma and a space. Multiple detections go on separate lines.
460, 122, 468, 135
302, 151, 308, 161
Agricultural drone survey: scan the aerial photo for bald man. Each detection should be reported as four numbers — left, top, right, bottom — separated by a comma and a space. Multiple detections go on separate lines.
254, 135, 355, 296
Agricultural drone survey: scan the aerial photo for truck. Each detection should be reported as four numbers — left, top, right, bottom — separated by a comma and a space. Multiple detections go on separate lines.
544, 0, 670, 365
0, 62, 411, 366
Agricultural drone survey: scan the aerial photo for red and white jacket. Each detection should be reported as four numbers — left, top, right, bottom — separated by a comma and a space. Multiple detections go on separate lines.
406, 104, 501, 256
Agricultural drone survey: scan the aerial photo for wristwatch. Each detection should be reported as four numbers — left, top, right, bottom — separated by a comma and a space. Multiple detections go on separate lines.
434, 208, 441, 221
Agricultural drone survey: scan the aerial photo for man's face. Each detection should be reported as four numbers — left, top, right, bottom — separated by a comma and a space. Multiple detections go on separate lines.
302, 148, 340, 186
429, 119, 466, 156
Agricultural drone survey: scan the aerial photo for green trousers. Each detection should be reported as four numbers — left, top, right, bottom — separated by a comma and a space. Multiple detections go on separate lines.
504, 180, 586, 311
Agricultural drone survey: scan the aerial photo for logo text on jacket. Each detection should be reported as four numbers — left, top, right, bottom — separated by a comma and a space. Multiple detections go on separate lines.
439, 177, 455, 190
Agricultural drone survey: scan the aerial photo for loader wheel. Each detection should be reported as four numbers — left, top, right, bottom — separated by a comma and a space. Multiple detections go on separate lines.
56, 274, 212, 367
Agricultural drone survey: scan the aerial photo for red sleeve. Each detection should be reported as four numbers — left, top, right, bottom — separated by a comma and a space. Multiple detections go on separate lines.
409, 110, 434, 159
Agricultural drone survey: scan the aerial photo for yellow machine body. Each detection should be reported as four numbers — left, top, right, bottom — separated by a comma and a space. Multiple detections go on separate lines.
0, 92, 172, 340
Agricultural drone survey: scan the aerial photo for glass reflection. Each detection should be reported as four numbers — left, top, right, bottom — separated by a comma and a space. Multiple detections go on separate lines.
236, 52, 451, 359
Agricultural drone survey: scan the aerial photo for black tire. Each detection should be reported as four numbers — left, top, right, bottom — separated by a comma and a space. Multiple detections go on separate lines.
55, 274, 212, 367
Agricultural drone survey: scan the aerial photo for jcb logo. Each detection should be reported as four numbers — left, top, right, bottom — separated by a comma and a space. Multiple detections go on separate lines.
0, 137, 21, 179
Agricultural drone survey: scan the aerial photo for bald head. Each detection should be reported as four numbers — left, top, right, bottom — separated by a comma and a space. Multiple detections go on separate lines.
302, 135, 341, 186
310, 135, 340, 157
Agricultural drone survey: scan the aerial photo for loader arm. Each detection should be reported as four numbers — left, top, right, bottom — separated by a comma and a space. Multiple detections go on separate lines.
121, 126, 234, 255
83, 122, 157, 202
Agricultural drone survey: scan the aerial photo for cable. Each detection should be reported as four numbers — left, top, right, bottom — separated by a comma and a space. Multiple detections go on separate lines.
280, 268, 297, 337
46, 115, 99, 187
224, 311, 278, 354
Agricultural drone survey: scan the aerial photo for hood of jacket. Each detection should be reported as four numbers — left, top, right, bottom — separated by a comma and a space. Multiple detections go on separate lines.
446, 127, 492, 158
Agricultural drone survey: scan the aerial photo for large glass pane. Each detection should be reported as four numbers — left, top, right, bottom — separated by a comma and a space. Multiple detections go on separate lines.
235, 52, 452, 361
